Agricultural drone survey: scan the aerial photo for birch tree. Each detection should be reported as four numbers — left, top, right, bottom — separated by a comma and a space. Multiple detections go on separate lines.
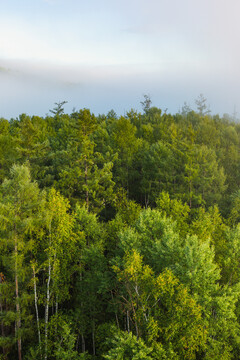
43, 188, 75, 360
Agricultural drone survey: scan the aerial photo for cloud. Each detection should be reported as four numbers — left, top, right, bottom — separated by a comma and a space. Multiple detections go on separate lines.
0, 0, 240, 118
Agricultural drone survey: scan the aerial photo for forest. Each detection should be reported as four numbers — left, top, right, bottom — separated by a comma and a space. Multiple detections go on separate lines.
1, 95, 240, 359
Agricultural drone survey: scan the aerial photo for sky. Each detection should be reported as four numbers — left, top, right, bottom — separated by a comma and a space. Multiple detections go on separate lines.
0, 0, 240, 118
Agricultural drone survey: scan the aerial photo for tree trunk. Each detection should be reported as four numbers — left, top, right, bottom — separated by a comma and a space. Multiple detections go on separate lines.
84, 156, 89, 209
45, 257, 51, 360
92, 322, 95, 356
15, 236, 22, 360
45, 223, 52, 360
127, 310, 130, 333
111, 290, 119, 329
55, 297, 58, 315
33, 265, 42, 357
81, 334, 85, 353
0, 274, 7, 358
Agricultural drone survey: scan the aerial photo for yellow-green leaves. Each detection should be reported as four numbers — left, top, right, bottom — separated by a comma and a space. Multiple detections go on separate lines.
114, 250, 207, 359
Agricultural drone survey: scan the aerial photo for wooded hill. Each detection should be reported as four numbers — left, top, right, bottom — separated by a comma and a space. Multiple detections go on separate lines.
1, 99, 240, 359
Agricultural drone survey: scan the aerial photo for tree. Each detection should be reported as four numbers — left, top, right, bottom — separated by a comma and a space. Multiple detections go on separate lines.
71, 205, 110, 356
179, 128, 226, 208
140, 95, 152, 114
181, 102, 192, 117
195, 94, 211, 116
113, 250, 206, 359
58, 109, 115, 212
0, 118, 17, 182
151, 218, 240, 359
46, 314, 80, 360
104, 330, 155, 360
49, 101, 68, 116
110, 116, 140, 195
140, 142, 176, 207
43, 188, 75, 360
228, 190, 240, 226
156, 191, 190, 236
0, 164, 45, 360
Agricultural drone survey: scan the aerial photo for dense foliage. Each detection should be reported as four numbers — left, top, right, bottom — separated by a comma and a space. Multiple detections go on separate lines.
1, 100, 240, 359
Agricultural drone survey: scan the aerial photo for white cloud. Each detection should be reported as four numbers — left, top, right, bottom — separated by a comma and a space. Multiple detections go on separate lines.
0, 18, 52, 61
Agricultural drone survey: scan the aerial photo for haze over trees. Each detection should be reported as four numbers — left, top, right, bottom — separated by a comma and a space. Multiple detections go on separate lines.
1, 98, 240, 359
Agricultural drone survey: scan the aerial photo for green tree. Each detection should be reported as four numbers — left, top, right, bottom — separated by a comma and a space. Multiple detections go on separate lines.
113, 250, 206, 359
0, 164, 45, 360
49, 101, 68, 116
43, 188, 75, 360
152, 221, 240, 359
104, 330, 155, 360
140, 142, 176, 207
156, 191, 190, 236
180, 134, 226, 208
0, 118, 18, 181
195, 94, 211, 116
110, 116, 141, 195
140, 95, 152, 115
71, 205, 111, 356
58, 109, 115, 212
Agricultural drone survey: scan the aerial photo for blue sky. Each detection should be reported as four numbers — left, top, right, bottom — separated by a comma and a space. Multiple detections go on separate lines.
0, 0, 239, 118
